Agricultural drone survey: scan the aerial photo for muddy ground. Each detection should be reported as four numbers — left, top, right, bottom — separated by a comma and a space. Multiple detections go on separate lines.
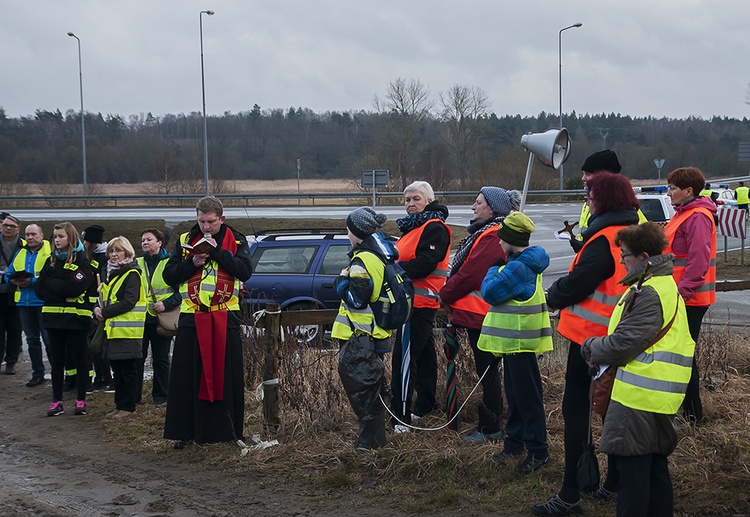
0, 358, 411, 517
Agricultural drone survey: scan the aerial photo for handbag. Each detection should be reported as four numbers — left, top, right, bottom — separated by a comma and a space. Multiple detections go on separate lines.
145, 262, 180, 337
88, 322, 107, 355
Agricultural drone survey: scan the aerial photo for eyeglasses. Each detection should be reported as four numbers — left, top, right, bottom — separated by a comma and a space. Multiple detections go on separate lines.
620, 252, 635, 259
2, 223, 19, 229
109, 248, 126, 254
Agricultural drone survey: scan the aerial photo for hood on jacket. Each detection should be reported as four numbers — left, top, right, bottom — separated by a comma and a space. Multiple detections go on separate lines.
354, 231, 399, 262
674, 195, 717, 216
94, 242, 108, 255
620, 253, 675, 286
424, 200, 449, 219
513, 245, 550, 275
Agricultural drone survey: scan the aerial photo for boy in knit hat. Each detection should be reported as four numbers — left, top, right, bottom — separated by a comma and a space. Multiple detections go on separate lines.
478, 212, 553, 474
333, 207, 399, 450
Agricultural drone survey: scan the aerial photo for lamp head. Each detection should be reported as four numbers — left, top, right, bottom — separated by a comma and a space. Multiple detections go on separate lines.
67, 32, 76, 37
520, 128, 571, 170
205, 10, 215, 15
573, 23, 582, 27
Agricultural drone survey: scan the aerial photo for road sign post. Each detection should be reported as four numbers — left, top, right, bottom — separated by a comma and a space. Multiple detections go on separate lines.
654, 158, 665, 183
360, 169, 389, 208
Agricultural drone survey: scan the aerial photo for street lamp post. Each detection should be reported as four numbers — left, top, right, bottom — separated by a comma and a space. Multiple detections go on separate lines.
200, 10, 215, 197
558, 22, 582, 191
67, 32, 87, 200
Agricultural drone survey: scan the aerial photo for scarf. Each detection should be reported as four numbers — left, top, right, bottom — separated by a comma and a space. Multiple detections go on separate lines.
106, 256, 134, 279
187, 227, 239, 402
448, 215, 506, 277
54, 240, 85, 263
397, 209, 447, 234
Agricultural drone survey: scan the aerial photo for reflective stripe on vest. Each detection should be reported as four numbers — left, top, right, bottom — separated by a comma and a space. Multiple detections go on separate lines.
450, 226, 498, 316
101, 268, 147, 340
11, 240, 52, 303
557, 225, 629, 344
477, 273, 553, 355
664, 205, 716, 306
177, 233, 241, 313
610, 275, 695, 414
331, 250, 391, 341
396, 219, 452, 309
136, 256, 173, 316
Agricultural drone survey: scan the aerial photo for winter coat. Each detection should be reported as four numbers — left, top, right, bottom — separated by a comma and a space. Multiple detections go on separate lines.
547, 207, 639, 311
396, 201, 451, 280
581, 254, 680, 457
34, 252, 95, 330
482, 246, 550, 305
139, 247, 182, 325
100, 261, 144, 361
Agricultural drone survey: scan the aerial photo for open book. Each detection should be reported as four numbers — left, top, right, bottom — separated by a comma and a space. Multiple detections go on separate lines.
181, 236, 217, 254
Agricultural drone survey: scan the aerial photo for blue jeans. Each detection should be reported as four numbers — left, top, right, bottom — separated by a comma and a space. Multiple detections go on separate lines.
19, 306, 50, 377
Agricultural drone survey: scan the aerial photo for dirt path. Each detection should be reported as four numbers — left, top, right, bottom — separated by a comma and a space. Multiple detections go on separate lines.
0, 358, 406, 517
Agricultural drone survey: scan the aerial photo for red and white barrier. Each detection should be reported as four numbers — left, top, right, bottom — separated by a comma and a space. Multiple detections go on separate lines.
718, 207, 747, 239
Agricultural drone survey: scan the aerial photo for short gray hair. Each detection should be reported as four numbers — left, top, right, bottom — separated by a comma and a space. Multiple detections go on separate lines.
404, 181, 435, 203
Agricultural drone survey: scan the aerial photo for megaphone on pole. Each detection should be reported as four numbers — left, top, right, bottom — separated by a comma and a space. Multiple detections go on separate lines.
519, 128, 571, 211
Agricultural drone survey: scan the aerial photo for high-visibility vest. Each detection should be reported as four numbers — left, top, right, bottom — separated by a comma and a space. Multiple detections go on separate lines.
736, 186, 750, 205
477, 272, 553, 356
396, 219, 451, 309
450, 225, 499, 317
664, 206, 716, 306
557, 225, 629, 344
610, 275, 695, 414
136, 256, 173, 316
41, 261, 93, 319
11, 240, 51, 303
101, 268, 147, 340
331, 250, 391, 341
699, 188, 712, 198
578, 203, 647, 241
177, 233, 241, 313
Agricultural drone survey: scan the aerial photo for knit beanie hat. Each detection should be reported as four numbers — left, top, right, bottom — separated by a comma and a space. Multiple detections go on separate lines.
479, 186, 513, 216
81, 224, 105, 244
497, 212, 535, 247
581, 150, 622, 174
346, 207, 387, 240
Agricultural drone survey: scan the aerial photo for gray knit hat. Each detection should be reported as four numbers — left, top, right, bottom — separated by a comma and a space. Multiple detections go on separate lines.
480, 186, 520, 217
346, 207, 387, 240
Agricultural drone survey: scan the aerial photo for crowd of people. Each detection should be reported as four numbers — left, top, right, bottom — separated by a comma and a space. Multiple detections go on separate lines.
0, 153, 722, 515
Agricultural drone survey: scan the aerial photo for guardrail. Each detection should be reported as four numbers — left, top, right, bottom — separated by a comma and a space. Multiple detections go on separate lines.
0, 189, 586, 209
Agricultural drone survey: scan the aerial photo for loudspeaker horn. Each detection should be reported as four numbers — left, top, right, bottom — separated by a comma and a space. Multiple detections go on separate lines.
520, 128, 571, 169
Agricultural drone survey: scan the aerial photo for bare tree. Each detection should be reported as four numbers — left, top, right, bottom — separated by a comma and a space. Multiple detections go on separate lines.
373, 78, 434, 190
439, 85, 490, 188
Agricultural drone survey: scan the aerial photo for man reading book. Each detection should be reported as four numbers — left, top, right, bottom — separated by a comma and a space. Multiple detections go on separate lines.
163, 196, 253, 447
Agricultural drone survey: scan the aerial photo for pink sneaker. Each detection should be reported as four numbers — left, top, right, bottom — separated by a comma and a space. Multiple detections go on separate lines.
47, 401, 64, 416
74, 400, 87, 416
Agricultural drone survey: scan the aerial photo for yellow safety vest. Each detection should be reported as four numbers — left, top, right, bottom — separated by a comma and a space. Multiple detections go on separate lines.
331, 250, 391, 341
735, 186, 749, 205
136, 256, 173, 316
477, 272, 553, 356
11, 241, 51, 303
101, 268, 147, 340
609, 275, 695, 414
178, 233, 241, 313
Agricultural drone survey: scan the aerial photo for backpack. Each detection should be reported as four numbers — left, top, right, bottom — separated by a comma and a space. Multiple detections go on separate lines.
370, 259, 414, 330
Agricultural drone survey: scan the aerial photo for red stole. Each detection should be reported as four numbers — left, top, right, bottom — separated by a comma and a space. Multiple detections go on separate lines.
187, 228, 238, 402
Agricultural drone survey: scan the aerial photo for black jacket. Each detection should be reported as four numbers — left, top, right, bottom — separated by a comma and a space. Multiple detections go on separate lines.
34, 253, 94, 330
398, 201, 451, 281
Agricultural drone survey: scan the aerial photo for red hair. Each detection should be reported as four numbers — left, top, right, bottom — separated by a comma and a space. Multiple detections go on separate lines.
587, 172, 640, 214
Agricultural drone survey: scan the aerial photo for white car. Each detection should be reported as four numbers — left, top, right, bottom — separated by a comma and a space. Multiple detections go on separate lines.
635, 186, 675, 222
715, 188, 738, 208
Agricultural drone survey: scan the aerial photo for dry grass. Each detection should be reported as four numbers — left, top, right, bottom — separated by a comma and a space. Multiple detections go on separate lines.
92, 314, 750, 516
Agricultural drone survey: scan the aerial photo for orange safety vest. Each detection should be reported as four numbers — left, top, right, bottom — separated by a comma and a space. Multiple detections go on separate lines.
450, 225, 499, 317
396, 219, 452, 309
557, 225, 629, 344
664, 206, 716, 306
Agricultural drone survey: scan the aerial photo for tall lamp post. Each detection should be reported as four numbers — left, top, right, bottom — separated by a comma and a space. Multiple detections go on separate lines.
200, 10, 215, 196
558, 22, 582, 191
67, 32, 87, 200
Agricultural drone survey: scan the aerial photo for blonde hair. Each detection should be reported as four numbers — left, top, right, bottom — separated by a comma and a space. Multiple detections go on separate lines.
51, 222, 79, 265
106, 236, 136, 259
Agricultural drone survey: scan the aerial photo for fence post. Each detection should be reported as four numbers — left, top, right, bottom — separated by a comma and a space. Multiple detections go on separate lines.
262, 302, 282, 433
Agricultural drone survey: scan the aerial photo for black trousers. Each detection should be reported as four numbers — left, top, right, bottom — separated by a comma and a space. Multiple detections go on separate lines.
683, 305, 707, 422
0, 300, 22, 367
111, 358, 139, 412
614, 454, 673, 517
48, 328, 89, 401
503, 352, 548, 456
390, 307, 438, 424
463, 326, 503, 435
138, 324, 172, 403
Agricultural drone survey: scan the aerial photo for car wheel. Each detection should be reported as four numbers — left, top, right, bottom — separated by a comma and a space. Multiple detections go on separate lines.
284, 302, 324, 346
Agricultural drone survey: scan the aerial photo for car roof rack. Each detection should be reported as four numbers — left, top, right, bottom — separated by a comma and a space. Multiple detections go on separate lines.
254, 228, 347, 239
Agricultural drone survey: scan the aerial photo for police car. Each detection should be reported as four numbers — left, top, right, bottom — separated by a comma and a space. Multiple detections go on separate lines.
634, 186, 675, 223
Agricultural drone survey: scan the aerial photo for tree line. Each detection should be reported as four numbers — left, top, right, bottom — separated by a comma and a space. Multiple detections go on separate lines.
2, 78, 750, 196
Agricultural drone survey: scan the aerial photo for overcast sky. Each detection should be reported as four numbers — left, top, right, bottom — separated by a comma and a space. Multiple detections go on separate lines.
3, 1, 749, 121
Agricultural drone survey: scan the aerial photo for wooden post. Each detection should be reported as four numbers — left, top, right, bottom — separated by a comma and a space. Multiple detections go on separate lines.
261, 303, 282, 433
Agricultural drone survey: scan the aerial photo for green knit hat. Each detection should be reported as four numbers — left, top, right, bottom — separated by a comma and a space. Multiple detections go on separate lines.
497, 212, 535, 246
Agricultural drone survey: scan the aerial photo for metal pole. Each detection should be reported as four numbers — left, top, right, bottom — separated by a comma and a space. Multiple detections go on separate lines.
67, 33, 87, 202
200, 10, 214, 197
520, 153, 535, 212
558, 23, 582, 193
372, 170, 376, 208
